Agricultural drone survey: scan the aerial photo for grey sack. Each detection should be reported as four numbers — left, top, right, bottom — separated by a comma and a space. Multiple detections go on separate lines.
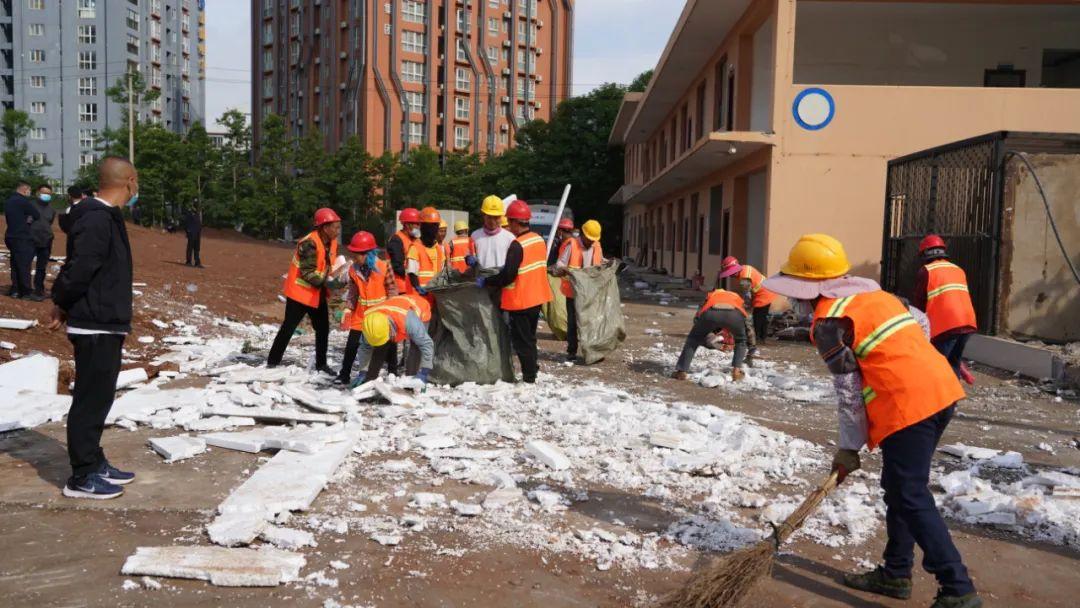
425, 268, 516, 385
569, 261, 626, 364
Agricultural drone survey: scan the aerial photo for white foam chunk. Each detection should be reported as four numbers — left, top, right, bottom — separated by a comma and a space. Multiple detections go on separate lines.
120, 546, 305, 587
116, 368, 150, 390
450, 500, 482, 516
201, 428, 286, 453
940, 443, 1002, 460
0, 390, 71, 432
0, 353, 59, 394
107, 388, 209, 425
414, 434, 456, 450
206, 513, 266, 547
149, 435, 206, 463
280, 384, 344, 414
374, 379, 417, 407
483, 487, 524, 510
525, 440, 571, 471
259, 525, 316, 550
0, 318, 36, 330
202, 406, 339, 425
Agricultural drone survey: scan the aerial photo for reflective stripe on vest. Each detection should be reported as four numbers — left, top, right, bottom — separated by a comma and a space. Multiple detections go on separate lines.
407, 242, 445, 286
367, 294, 432, 342
559, 238, 582, 298
282, 231, 338, 308
697, 289, 747, 317
813, 290, 965, 449
502, 233, 553, 311
449, 236, 474, 272
738, 265, 777, 309
347, 259, 389, 330
924, 261, 977, 338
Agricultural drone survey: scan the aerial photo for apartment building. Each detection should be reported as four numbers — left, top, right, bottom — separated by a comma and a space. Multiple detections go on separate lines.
250, 0, 574, 156
609, 0, 1080, 285
1, 0, 207, 185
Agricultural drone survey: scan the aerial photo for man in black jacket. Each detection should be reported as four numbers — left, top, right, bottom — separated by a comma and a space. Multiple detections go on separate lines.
4, 180, 41, 299
58, 185, 87, 236
183, 205, 202, 267
49, 157, 137, 500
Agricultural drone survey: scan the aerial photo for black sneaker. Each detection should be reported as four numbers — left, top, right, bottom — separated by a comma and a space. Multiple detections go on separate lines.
931, 592, 982, 608
315, 365, 336, 376
63, 474, 124, 499
98, 461, 136, 485
842, 566, 913, 600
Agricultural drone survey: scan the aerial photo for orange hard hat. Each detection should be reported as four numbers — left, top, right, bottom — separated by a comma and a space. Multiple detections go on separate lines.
347, 231, 377, 253
419, 206, 441, 223
314, 207, 341, 226
399, 207, 421, 224
558, 218, 574, 230
919, 234, 946, 253
505, 200, 531, 221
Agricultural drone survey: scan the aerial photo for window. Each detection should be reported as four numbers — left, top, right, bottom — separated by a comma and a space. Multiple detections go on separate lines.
150, 44, 161, 63
289, 16, 299, 37
262, 22, 273, 45
30, 127, 45, 140
127, 8, 139, 30
30, 101, 45, 114
500, 75, 508, 91
517, 21, 525, 38
405, 91, 423, 114
30, 75, 45, 88
456, 39, 467, 62
79, 129, 98, 148
402, 30, 425, 54
499, 132, 508, 146
28, 24, 44, 37
488, 17, 498, 36
402, 61, 423, 83
489, 0, 499, 8
127, 34, 139, 52
31, 153, 47, 166
455, 97, 470, 120
487, 46, 498, 63
502, 47, 510, 63
78, 51, 97, 70
80, 153, 97, 167
290, 41, 300, 63
516, 49, 524, 70
78, 0, 97, 18
150, 66, 161, 87
454, 125, 470, 149
455, 67, 470, 91
455, 9, 470, 34
78, 77, 97, 96
262, 49, 273, 69
29, 50, 45, 63
408, 121, 424, 142
262, 76, 273, 97
402, 1, 425, 24
79, 103, 98, 122
28, 0, 45, 9
516, 78, 525, 98
149, 20, 162, 39
78, 25, 96, 45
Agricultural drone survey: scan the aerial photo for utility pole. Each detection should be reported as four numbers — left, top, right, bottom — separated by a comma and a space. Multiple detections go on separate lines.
128, 73, 135, 162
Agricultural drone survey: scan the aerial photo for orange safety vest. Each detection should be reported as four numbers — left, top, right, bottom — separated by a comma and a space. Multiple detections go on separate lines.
813, 290, 965, 449
448, 235, 476, 273
501, 231, 553, 311
345, 259, 390, 330
388, 230, 413, 294
697, 289, 748, 317
405, 241, 445, 291
366, 294, 432, 343
924, 261, 977, 339
559, 238, 603, 298
738, 265, 777, 309
282, 231, 339, 308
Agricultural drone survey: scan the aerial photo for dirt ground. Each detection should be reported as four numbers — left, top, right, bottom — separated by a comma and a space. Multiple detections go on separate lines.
1, 225, 1078, 607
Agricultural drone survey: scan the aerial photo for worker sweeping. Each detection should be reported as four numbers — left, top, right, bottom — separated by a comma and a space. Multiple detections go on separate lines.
761, 234, 981, 608
336, 231, 397, 385
671, 288, 749, 382
448, 220, 477, 273
719, 256, 777, 353
551, 219, 604, 363
912, 234, 978, 385
349, 293, 434, 387
405, 207, 446, 301
267, 207, 343, 374
478, 200, 552, 383
472, 195, 515, 268
387, 207, 420, 294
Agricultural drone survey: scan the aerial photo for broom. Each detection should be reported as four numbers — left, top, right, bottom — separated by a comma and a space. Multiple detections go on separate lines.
659, 471, 840, 608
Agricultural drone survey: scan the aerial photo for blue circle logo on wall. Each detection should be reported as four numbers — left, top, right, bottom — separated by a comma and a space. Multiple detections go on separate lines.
792, 88, 835, 131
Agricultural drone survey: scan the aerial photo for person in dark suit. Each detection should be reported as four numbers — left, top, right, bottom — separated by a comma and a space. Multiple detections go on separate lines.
4, 180, 41, 300
29, 184, 57, 297
48, 157, 138, 500
58, 185, 87, 236
183, 206, 202, 267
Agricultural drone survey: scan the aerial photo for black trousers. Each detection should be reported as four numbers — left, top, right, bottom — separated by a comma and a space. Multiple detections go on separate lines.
676, 309, 748, 372
67, 333, 125, 477
339, 329, 398, 381
186, 234, 201, 265
752, 306, 769, 342
268, 297, 329, 368
507, 306, 541, 383
32, 241, 52, 294
5, 236, 34, 296
565, 296, 578, 356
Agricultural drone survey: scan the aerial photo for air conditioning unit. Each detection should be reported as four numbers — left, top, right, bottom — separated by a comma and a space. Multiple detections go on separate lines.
314, 57, 321, 64
537, 19, 543, 28
536, 47, 542, 55
500, 124, 508, 131
339, 82, 346, 89
384, 24, 391, 34
314, 114, 320, 122
535, 74, 542, 82
384, 3, 391, 13
502, 40, 510, 47
314, 28, 320, 36
501, 95, 510, 103
501, 67, 509, 75
339, 51, 347, 59
314, 86, 321, 93
535, 101, 541, 109
341, 20, 348, 28
439, 53, 445, 60
438, 112, 444, 119
504, 11, 511, 18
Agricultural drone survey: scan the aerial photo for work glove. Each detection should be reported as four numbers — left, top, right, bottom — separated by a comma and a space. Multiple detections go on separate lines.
349, 374, 367, 389
415, 368, 431, 385
475, 276, 486, 288
464, 255, 477, 268
416, 286, 428, 296
832, 448, 861, 484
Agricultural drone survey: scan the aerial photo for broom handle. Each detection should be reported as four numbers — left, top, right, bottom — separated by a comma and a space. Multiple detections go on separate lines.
773, 471, 840, 546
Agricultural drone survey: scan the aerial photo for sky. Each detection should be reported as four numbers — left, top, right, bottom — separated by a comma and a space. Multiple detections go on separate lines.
203, 1, 680, 129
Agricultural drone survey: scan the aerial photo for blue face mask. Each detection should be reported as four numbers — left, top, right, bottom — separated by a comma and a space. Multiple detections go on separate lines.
126, 193, 139, 207
39, 193, 52, 203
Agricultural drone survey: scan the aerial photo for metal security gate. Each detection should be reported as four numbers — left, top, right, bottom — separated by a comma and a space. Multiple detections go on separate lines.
882, 134, 1004, 333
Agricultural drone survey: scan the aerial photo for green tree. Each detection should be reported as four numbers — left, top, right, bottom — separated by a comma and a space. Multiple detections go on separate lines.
291, 132, 332, 229
1, 109, 47, 192
330, 136, 380, 235
628, 69, 654, 93
207, 109, 254, 228
243, 114, 292, 238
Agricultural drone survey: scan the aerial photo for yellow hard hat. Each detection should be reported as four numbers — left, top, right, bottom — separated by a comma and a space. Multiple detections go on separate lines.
362, 312, 392, 347
453, 220, 469, 232
582, 220, 602, 242
439, 219, 447, 229
780, 233, 851, 279
500, 215, 509, 227
481, 195, 504, 217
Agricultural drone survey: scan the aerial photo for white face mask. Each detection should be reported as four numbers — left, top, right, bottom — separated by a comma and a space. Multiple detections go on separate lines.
410, 228, 421, 239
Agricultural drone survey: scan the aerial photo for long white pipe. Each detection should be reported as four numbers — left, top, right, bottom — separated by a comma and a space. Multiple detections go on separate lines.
546, 184, 572, 256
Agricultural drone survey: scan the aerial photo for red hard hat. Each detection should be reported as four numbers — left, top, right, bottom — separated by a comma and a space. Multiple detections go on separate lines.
347, 231, 377, 253
717, 256, 743, 279
314, 207, 341, 226
505, 200, 531, 221
558, 218, 574, 230
919, 234, 946, 253
419, 206, 442, 224
399, 207, 421, 224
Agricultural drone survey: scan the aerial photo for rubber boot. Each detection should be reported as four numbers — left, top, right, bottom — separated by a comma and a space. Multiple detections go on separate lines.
670, 370, 688, 381
842, 566, 912, 600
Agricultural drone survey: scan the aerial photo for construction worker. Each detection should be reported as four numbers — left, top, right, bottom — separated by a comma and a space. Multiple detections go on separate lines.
912, 235, 978, 385
472, 194, 515, 268
437, 219, 449, 261
671, 288, 749, 382
387, 207, 420, 294
718, 256, 777, 347
406, 207, 446, 301
268, 207, 343, 374
762, 234, 980, 608
448, 220, 477, 273
478, 200, 552, 383
336, 231, 397, 385
551, 219, 605, 363
349, 293, 435, 387
547, 217, 574, 265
